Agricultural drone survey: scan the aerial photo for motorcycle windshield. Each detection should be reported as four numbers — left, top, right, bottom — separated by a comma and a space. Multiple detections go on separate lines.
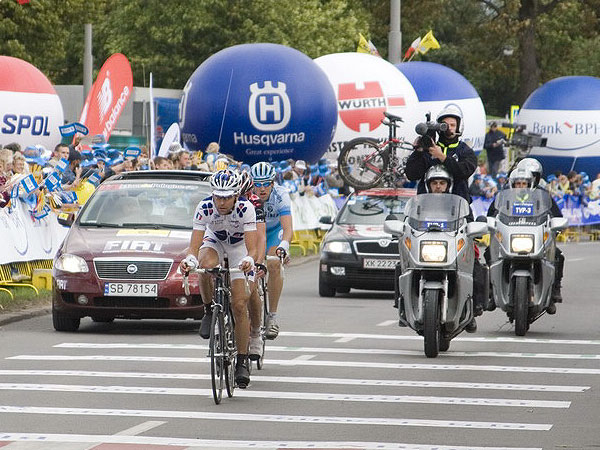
495, 188, 553, 226
405, 193, 471, 232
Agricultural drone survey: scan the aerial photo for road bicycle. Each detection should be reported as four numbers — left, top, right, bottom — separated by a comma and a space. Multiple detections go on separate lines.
183, 258, 244, 404
338, 111, 414, 190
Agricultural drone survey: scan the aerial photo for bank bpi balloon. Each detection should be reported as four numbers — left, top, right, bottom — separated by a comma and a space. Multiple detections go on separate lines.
517, 76, 600, 178
0, 56, 64, 149
396, 61, 486, 152
179, 43, 337, 165
314, 53, 420, 161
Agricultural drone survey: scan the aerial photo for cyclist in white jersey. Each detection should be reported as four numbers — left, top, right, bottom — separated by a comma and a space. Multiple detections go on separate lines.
249, 162, 292, 341
179, 169, 258, 388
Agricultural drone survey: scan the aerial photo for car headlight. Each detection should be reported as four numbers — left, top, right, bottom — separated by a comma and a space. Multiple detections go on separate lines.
55, 254, 89, 273
510, 234, 534, 254
323, 241, 352, 254
420, 241, 447, 262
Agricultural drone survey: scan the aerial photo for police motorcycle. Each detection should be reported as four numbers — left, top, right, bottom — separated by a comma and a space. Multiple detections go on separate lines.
384, 170, 487, 358
486, 169, 568, 336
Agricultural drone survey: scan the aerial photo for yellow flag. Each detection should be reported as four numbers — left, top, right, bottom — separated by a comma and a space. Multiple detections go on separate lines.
357, 33, 371, 54
417, 30, 440, 55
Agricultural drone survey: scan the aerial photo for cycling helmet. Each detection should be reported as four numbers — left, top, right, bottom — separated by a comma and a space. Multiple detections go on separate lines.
509, 167, 533, 189
516, 158, 542, 187
250, 161, 276, 181
210, 169, 240, 197
238, 170, 253, 196
425, 165, 453, 193
436, 105, 464, 135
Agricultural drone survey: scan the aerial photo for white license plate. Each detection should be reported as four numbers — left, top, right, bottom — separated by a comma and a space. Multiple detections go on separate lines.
362, 258, 400, 269
104, 283, 158, 297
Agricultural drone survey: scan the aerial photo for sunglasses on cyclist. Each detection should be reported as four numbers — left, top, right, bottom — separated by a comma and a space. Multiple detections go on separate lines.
254, 181, 272, 188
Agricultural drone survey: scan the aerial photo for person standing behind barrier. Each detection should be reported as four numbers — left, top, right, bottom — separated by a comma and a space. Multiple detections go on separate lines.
48, 143, 70, 169
250, 161, 292, 340
405, 105, 477, 204
484, 122, 506, 178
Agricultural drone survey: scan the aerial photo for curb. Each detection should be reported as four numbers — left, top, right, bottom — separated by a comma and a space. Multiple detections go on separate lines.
0, 255, 321, 327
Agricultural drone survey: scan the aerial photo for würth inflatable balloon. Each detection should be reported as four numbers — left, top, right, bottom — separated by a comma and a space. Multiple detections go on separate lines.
314, 53, 420, 161
0, 56, 64, 149
179, 43, 337, 165
517, 76, 600, 178
396, 61, 486, 152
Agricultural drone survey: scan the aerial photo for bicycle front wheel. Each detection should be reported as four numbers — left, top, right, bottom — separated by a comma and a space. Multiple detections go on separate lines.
224, 308, 237, 398
209, 310, 225, 404
257, 279, 268, 370
338, 138, 389, 190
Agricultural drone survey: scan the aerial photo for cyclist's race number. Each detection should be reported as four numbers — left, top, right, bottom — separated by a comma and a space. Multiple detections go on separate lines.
104, 283, 158, 297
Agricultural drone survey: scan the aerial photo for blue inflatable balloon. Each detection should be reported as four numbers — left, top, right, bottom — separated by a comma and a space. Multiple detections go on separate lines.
180, 43, 337, 165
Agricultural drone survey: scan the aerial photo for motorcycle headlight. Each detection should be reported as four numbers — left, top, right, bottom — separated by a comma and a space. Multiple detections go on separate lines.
323, 241, 352, 254
55, 254, 89, 273
510, 234, 534, 254
420, 241, 447, 262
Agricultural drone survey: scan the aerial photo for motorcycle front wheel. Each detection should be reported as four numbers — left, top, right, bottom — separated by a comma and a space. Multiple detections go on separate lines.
423, 289, 441, 358
514, 277, 530, 336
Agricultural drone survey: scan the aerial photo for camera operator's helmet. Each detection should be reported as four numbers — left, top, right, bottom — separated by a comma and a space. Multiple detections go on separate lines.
210, 169, 241, 197
516, 158, 543, 187
238, 170, 253, 196
509, 167, 534, 189
436, 105, 464, 135
425, 165, 453, 193
250, 161, 276, 182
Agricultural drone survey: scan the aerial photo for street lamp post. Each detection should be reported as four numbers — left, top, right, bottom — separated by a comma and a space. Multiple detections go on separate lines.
388, 0, 402, 64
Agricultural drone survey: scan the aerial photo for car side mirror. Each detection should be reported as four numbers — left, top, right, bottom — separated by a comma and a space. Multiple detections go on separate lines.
550, 217, 569, 231
384, 219, 405, 236
319, 216, 333, 225
57, 212, 74, 227
466, 221, 488, 238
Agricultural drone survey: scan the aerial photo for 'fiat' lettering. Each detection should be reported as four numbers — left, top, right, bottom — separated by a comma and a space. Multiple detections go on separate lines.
103, 240, 164, 253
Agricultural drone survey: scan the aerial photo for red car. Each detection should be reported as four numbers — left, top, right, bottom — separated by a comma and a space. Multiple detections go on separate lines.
52, 170, 211, 331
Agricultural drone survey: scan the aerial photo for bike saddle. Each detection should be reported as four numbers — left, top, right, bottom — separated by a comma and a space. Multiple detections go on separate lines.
383, 111, 404, 122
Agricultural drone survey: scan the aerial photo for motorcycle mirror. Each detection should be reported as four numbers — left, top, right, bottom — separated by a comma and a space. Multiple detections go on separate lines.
486, 217, 497, 231
384, 219, 404, 236
466, 221, 488, 238
550, 217, 569, 231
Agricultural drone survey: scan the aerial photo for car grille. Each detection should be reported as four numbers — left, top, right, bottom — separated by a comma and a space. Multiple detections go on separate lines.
354, 240, 399, 255
344, 266, 395, 287
93, 296, 170, 308
94, 259, 173, 280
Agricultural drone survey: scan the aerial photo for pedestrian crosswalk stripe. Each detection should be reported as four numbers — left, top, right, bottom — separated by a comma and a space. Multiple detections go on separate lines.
0, 370, 587, 392
0, 383, 570, 408
0, 406, 552, 431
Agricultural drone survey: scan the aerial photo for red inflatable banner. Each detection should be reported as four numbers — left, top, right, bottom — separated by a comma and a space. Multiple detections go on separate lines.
78, 53, 133, 142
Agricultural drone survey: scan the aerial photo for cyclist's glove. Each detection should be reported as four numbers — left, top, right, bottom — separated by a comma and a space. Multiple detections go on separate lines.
182, 254, 198, 271
256, 263, 267, 275
276, 240, 290, 259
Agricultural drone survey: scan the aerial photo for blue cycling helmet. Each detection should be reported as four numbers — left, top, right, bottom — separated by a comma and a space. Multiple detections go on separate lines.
250, 162, 276, 181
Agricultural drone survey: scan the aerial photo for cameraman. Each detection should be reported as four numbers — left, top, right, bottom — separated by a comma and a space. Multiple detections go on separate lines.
484, 121, 507, 178
405, 106, 477, 204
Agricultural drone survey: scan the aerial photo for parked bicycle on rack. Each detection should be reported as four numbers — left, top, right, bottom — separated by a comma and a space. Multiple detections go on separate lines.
338, 111, 415, 190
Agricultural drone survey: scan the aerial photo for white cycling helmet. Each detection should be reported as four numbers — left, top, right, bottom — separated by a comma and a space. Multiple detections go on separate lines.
509, 167, 534, 188
425, 165, 453, 193
516, 158, 543, 187
437, 105, 464, 136
238, 170, 253, 196
250, 161, 276, 181
210, 169, 241, 197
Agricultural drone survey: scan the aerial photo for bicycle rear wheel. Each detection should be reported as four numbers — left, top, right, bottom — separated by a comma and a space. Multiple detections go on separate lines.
224, 308, 236, 398
209, 309, 225, 404
338, 137, 389, 190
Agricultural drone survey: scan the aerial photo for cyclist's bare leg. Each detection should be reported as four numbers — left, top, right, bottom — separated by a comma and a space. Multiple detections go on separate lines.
231, 278, 251, 353
199, 247, 219, 306
248, 287, 262, 335
266, 247, 283, 313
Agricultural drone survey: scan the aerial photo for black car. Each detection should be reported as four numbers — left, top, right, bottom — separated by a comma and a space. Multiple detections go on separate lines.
318, 187, 416, 296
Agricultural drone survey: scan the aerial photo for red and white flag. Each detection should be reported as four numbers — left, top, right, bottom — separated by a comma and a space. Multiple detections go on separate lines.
403, 37, 421, 61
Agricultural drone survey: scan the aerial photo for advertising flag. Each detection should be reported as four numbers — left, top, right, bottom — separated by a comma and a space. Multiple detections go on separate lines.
417, 30, 441, 55
77, 53, 133, 143
357, 33, 381, 57
403, 36, 422, 61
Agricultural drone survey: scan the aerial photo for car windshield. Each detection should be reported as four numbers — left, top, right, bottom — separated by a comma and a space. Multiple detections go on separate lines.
78, 180, 211, 229
495, 187, 553, 226
338, 195, 411, 225
404, 193, 471, 232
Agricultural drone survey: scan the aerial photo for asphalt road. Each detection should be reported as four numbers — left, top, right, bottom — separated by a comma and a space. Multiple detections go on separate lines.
0, 242, 598, 449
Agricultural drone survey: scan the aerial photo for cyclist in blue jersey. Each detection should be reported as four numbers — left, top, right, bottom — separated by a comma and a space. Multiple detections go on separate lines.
249, 161, 293, 340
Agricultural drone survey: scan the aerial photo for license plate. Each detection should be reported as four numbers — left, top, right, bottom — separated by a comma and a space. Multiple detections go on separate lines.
104, 283, 158, 297
362, 258, 400, 269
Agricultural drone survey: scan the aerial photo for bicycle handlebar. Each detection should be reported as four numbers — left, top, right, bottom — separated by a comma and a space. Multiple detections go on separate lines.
181, 266, 248, 296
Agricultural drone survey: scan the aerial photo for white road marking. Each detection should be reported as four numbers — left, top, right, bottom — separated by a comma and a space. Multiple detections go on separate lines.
0, 370, 587, 392
0, 383, 570, 408
0, 432, 544, 449
0, 406, 552, 430
334, 337, 356, 343
377, 320, 397, 327
10, 354, 600, 375
566, 257, 584, 262
54, 342, 600, 360
112, 420, 166, 436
